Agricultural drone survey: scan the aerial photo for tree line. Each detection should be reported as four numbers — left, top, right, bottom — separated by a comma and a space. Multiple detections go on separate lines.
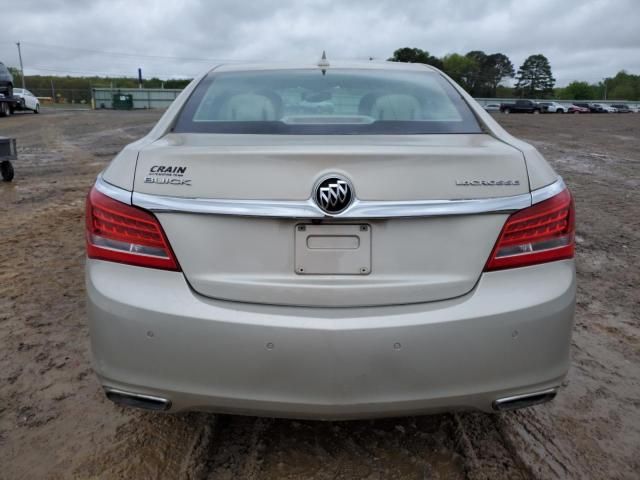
557, 71, 640, 101
7, 66, 190, 103
7, 52, 640, 102
388, 47, 522, 97
388, 47, 640, 100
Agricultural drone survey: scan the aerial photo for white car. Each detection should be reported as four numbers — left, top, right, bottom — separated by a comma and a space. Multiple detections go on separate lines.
483, 103, 500, 112
12, 88, 40, 113
541, 102, 567, 113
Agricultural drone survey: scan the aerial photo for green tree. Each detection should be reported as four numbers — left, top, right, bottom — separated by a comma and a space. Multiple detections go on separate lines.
496, 85, 515, 98
462, 51, 515, 97
486, 53, 515, 96
515, 54, 555, 98
388, 47, 443, 70
464, 50, 488, 96
559, 81, 596, 100
7, 66, 22, 86
605, 71, 640, 100
442, 54, 479, 92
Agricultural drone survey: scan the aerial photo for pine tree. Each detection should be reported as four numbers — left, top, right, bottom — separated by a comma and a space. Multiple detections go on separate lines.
515, 54, 555, 98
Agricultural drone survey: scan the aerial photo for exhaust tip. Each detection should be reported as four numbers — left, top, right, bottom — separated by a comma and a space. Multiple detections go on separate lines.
492, 388, 557, 412
105, 388, 171, 411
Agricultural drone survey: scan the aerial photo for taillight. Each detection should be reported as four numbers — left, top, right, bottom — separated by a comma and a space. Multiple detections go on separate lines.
485, 189, 574, 271
85, 187, 180, 271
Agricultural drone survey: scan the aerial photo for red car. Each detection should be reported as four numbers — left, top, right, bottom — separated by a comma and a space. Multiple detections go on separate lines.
568, 104, 590, 114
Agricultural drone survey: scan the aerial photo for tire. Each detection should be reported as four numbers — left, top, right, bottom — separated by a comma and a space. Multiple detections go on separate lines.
0, 101, 8, 117
557, 109, 564, 113
533, 109, 540, 114
34, 104, 40, 114
503, 108, 510, 114
1, 160, 14, 182
573, 111, 579, 114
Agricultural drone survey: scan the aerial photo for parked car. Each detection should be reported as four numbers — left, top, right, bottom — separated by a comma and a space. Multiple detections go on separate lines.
12, 88, 40, 113
0, 61, 13, 99
483, 103, 500, 112
629, 104, 640, 113
592, 104, 617, 113
610, 104, 632, 113
499, 99, 542, 113
86, 61, 575, 418
571, 102, 598, 113
540, 102, 567, 113
568, 104, 590, 114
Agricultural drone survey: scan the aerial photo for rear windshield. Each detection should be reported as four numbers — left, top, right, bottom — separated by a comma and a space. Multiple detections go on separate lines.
173, 69, 481, 134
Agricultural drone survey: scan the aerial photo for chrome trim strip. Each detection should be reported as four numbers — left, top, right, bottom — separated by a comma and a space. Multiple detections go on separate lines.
104, 387, 171, 411
531, 177, 565, 204
134, 194, 322, 217
492, 387, 558, 411
106, 175, 566, 219
94, 174, 132, 205
132, 190, 533, 218
341, 195, 532, 218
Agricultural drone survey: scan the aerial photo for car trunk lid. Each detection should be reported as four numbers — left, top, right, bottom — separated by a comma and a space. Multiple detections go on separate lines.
133, 133, 529, 307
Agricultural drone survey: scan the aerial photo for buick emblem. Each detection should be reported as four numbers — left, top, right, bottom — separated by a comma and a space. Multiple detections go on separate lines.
314, 175, 354, 214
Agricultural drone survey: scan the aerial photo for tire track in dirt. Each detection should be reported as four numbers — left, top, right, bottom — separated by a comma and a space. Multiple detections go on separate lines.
189, 414, 484, 479
194, 416, 273, 480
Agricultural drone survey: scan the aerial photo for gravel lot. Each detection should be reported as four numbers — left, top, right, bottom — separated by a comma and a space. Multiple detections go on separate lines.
0, 110, 638, 480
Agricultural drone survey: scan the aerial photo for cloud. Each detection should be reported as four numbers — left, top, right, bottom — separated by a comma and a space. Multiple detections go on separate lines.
0, 0, 638, 84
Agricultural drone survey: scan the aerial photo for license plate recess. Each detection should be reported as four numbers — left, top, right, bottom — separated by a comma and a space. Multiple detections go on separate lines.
294, 224, 371, 275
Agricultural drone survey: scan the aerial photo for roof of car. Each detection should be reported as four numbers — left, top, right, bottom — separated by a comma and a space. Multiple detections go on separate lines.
210, 60, 438, 74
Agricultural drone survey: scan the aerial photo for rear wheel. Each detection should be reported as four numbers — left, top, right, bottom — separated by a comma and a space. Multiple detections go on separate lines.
1, 160, 14, 182
503, 108, 510, 114
0, 101, 8, 117
557, 109, 564, 113
34, 104, 40, 114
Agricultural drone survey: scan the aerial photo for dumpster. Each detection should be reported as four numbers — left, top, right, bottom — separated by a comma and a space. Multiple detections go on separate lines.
112, 93, 133, 110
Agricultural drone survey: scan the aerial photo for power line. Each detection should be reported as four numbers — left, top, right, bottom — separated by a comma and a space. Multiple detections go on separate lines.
19, 41, 244, 63
25, 64, 197, 78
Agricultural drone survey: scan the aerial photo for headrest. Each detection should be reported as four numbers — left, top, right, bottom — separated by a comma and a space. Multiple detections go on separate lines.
218, 92, 281, 121
371, 94, 422, 121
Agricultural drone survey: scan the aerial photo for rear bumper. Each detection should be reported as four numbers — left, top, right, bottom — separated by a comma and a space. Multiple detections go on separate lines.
86, 259, 575, 419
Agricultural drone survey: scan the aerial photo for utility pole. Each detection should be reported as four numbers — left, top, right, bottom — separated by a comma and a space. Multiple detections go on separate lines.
16, 42, 26, 89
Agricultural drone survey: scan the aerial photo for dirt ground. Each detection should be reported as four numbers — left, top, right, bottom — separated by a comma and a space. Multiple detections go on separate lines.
0, 109, 638, 480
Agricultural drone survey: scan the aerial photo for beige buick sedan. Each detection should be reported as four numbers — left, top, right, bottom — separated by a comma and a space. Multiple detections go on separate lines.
85, 61, 575, 419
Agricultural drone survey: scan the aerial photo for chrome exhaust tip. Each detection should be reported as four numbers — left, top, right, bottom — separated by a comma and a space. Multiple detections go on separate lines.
105, 388, 171, 411
492, 388, 557, 411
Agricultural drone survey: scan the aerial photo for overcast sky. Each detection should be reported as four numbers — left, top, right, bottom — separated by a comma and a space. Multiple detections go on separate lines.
0, 0, 639, 86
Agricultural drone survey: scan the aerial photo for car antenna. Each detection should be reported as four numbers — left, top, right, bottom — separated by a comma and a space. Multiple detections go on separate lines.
318, 50, 329, 75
